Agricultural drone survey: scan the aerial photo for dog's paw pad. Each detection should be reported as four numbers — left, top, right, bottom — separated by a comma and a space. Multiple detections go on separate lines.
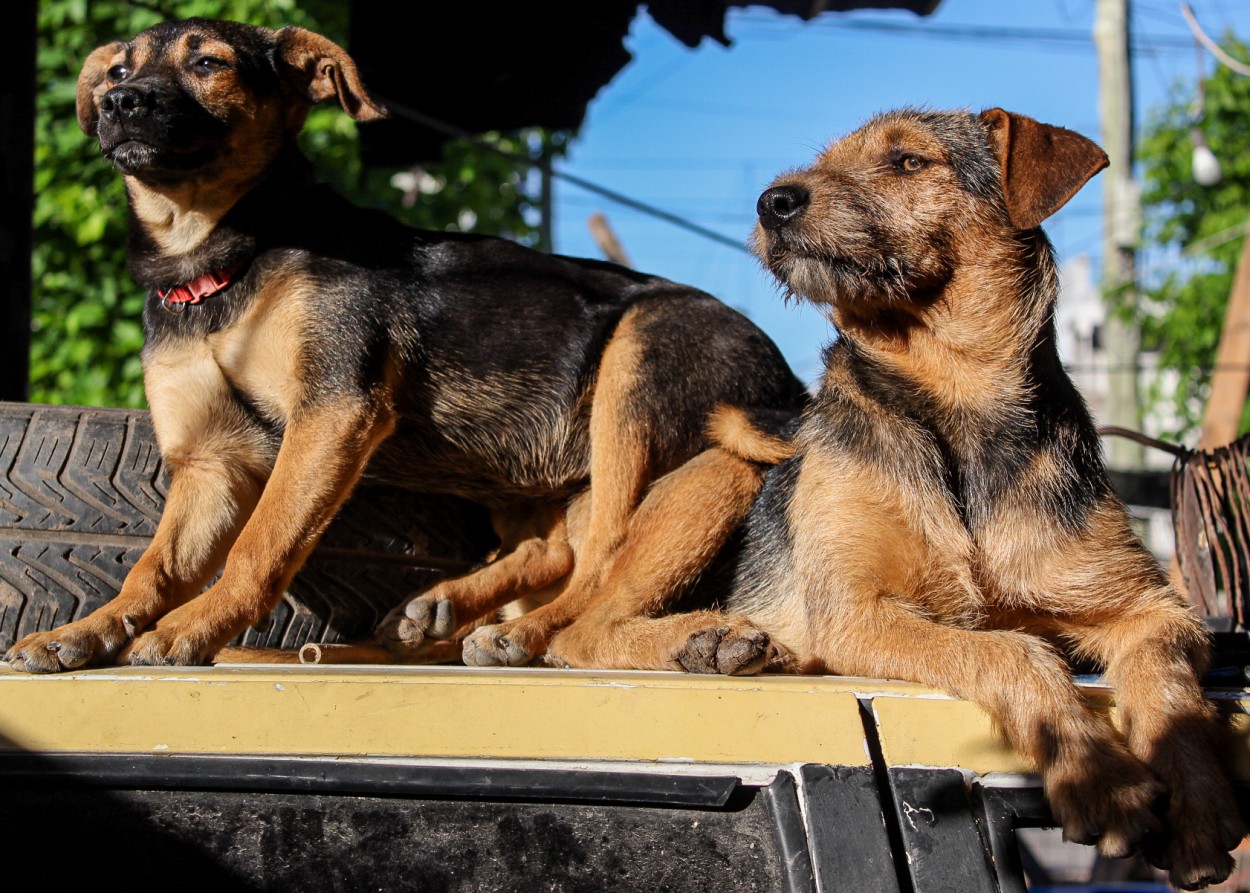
378, 595, 458, 646
1050, 756, 1162, 861
4, 641, 63, 674
715, 628, 772, 675
540, 651, 572, 669
121, 627, 213, 667
4, 619, 129, 674
1169, 851, 1235, 892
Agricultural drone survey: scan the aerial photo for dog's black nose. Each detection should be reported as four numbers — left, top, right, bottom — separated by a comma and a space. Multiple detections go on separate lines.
100, 85, 151, 121
757, 185, 810, 230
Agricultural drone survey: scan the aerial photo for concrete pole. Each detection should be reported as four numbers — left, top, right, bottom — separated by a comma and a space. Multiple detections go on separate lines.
1094, 0, 1146, 469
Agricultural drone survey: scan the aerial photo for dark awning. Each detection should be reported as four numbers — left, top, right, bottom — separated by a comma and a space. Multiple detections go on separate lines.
348, 1, 941, 165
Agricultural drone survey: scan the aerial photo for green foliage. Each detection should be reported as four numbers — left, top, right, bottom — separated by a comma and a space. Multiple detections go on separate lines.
1133, 35, 1250, 439
32, 0, 565, 407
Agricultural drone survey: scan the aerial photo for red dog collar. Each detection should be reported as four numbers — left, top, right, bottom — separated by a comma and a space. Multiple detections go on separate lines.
157, 263, 243, 310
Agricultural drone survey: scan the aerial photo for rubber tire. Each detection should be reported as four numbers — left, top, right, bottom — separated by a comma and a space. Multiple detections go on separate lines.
0, 402, 496, 653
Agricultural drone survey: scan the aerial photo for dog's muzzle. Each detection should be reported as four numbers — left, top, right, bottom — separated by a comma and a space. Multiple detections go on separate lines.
95, 81, 220, 177
757, 185, 810, 231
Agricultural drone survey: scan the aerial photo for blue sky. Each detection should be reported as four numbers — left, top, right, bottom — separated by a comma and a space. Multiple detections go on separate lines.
548, 0, 1250, 388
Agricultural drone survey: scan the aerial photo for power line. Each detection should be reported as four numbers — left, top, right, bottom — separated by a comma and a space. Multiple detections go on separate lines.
734, 12, 1200, 53
1182, 2, 1250, 74
377, 95, 750, 254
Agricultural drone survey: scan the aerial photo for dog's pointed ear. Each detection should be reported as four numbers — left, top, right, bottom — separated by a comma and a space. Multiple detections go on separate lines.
979, 108, 1108, 230
77, 42, 125, 135
273, 27, 389, 122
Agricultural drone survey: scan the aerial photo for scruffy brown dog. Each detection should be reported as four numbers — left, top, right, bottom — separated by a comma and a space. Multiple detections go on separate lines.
3, 18, 805, 673
545, 108, 1246, 889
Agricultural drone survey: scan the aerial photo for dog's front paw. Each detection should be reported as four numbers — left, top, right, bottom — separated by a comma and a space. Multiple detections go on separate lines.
377, 594, 458, 646
461, 623, 535, 667
120, 610, 224, 667
4, 614, 132, 673
1145, 778, 1246, 890
1156, 832, 1239, 891
674, 625, 785, 676
1045, 747, 1163, 860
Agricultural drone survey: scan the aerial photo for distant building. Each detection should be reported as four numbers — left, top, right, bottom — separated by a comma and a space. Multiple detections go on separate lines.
1056, 255, 1178, 562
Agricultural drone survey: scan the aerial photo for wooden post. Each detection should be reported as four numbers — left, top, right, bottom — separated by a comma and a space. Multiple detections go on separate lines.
1199, 224, 1250, 449
588, 213, 633, 268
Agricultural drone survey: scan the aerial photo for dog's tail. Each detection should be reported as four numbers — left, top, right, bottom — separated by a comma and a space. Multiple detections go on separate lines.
708, 404, 798, 464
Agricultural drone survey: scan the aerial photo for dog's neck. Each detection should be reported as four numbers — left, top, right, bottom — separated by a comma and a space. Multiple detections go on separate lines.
124, 145, 312, 291
832, 229, 1058, 416
126, 182, 237, 258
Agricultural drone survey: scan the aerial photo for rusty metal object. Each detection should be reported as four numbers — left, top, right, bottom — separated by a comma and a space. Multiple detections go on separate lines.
1103, 425, 1250, 624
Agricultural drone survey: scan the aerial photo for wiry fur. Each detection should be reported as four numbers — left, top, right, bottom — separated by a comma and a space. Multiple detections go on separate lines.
543, 107, 1246, 890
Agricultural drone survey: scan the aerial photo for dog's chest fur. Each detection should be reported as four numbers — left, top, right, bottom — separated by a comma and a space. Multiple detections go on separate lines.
725, 326, 1112, 637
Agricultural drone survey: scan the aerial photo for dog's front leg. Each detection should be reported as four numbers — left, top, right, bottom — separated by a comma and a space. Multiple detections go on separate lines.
1024, 501, 1248, 890
822, 588, 1165, 860
5, 347, 276, 672
1063, 600, 1243, 891
4, 446, 267, 672
123, 395, 396, 666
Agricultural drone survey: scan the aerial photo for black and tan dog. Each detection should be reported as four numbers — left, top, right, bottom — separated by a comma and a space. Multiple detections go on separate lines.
542, 108, 1246, 889
3, 18, 806, 673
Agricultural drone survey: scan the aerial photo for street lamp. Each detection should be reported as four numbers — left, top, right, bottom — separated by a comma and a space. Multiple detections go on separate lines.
1191, 125, 1222, 187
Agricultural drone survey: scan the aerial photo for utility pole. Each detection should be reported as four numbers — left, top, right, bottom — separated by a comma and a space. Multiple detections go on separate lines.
1094, 0, 1146, 469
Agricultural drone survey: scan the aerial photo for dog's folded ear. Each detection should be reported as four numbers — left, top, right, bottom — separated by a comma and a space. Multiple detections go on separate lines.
980, 108, 1109, 230
77, 41, 125, 135
274, 27, 389, 122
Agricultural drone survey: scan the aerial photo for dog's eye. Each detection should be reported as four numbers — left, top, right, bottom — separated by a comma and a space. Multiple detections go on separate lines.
193, 57, 230, 73
894, 154, 927, 174
107, 64, 129, 82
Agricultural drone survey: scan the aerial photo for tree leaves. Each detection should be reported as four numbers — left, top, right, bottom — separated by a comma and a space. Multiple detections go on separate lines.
1132, 33, 1250, 440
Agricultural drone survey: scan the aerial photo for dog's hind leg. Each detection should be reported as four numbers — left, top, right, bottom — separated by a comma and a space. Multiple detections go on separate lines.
460, 313, 662, 667
461, 294, 804, 668
378, 501, 573, 647
543, 446, 781, 673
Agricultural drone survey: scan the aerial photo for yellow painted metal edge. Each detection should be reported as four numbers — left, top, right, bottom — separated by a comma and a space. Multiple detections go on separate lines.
871, 683, 1250, 779
870, 695, 1033, 774
1214, 694, 1250, 781
0, 665, 872, 766
4, 664, 1246, 778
